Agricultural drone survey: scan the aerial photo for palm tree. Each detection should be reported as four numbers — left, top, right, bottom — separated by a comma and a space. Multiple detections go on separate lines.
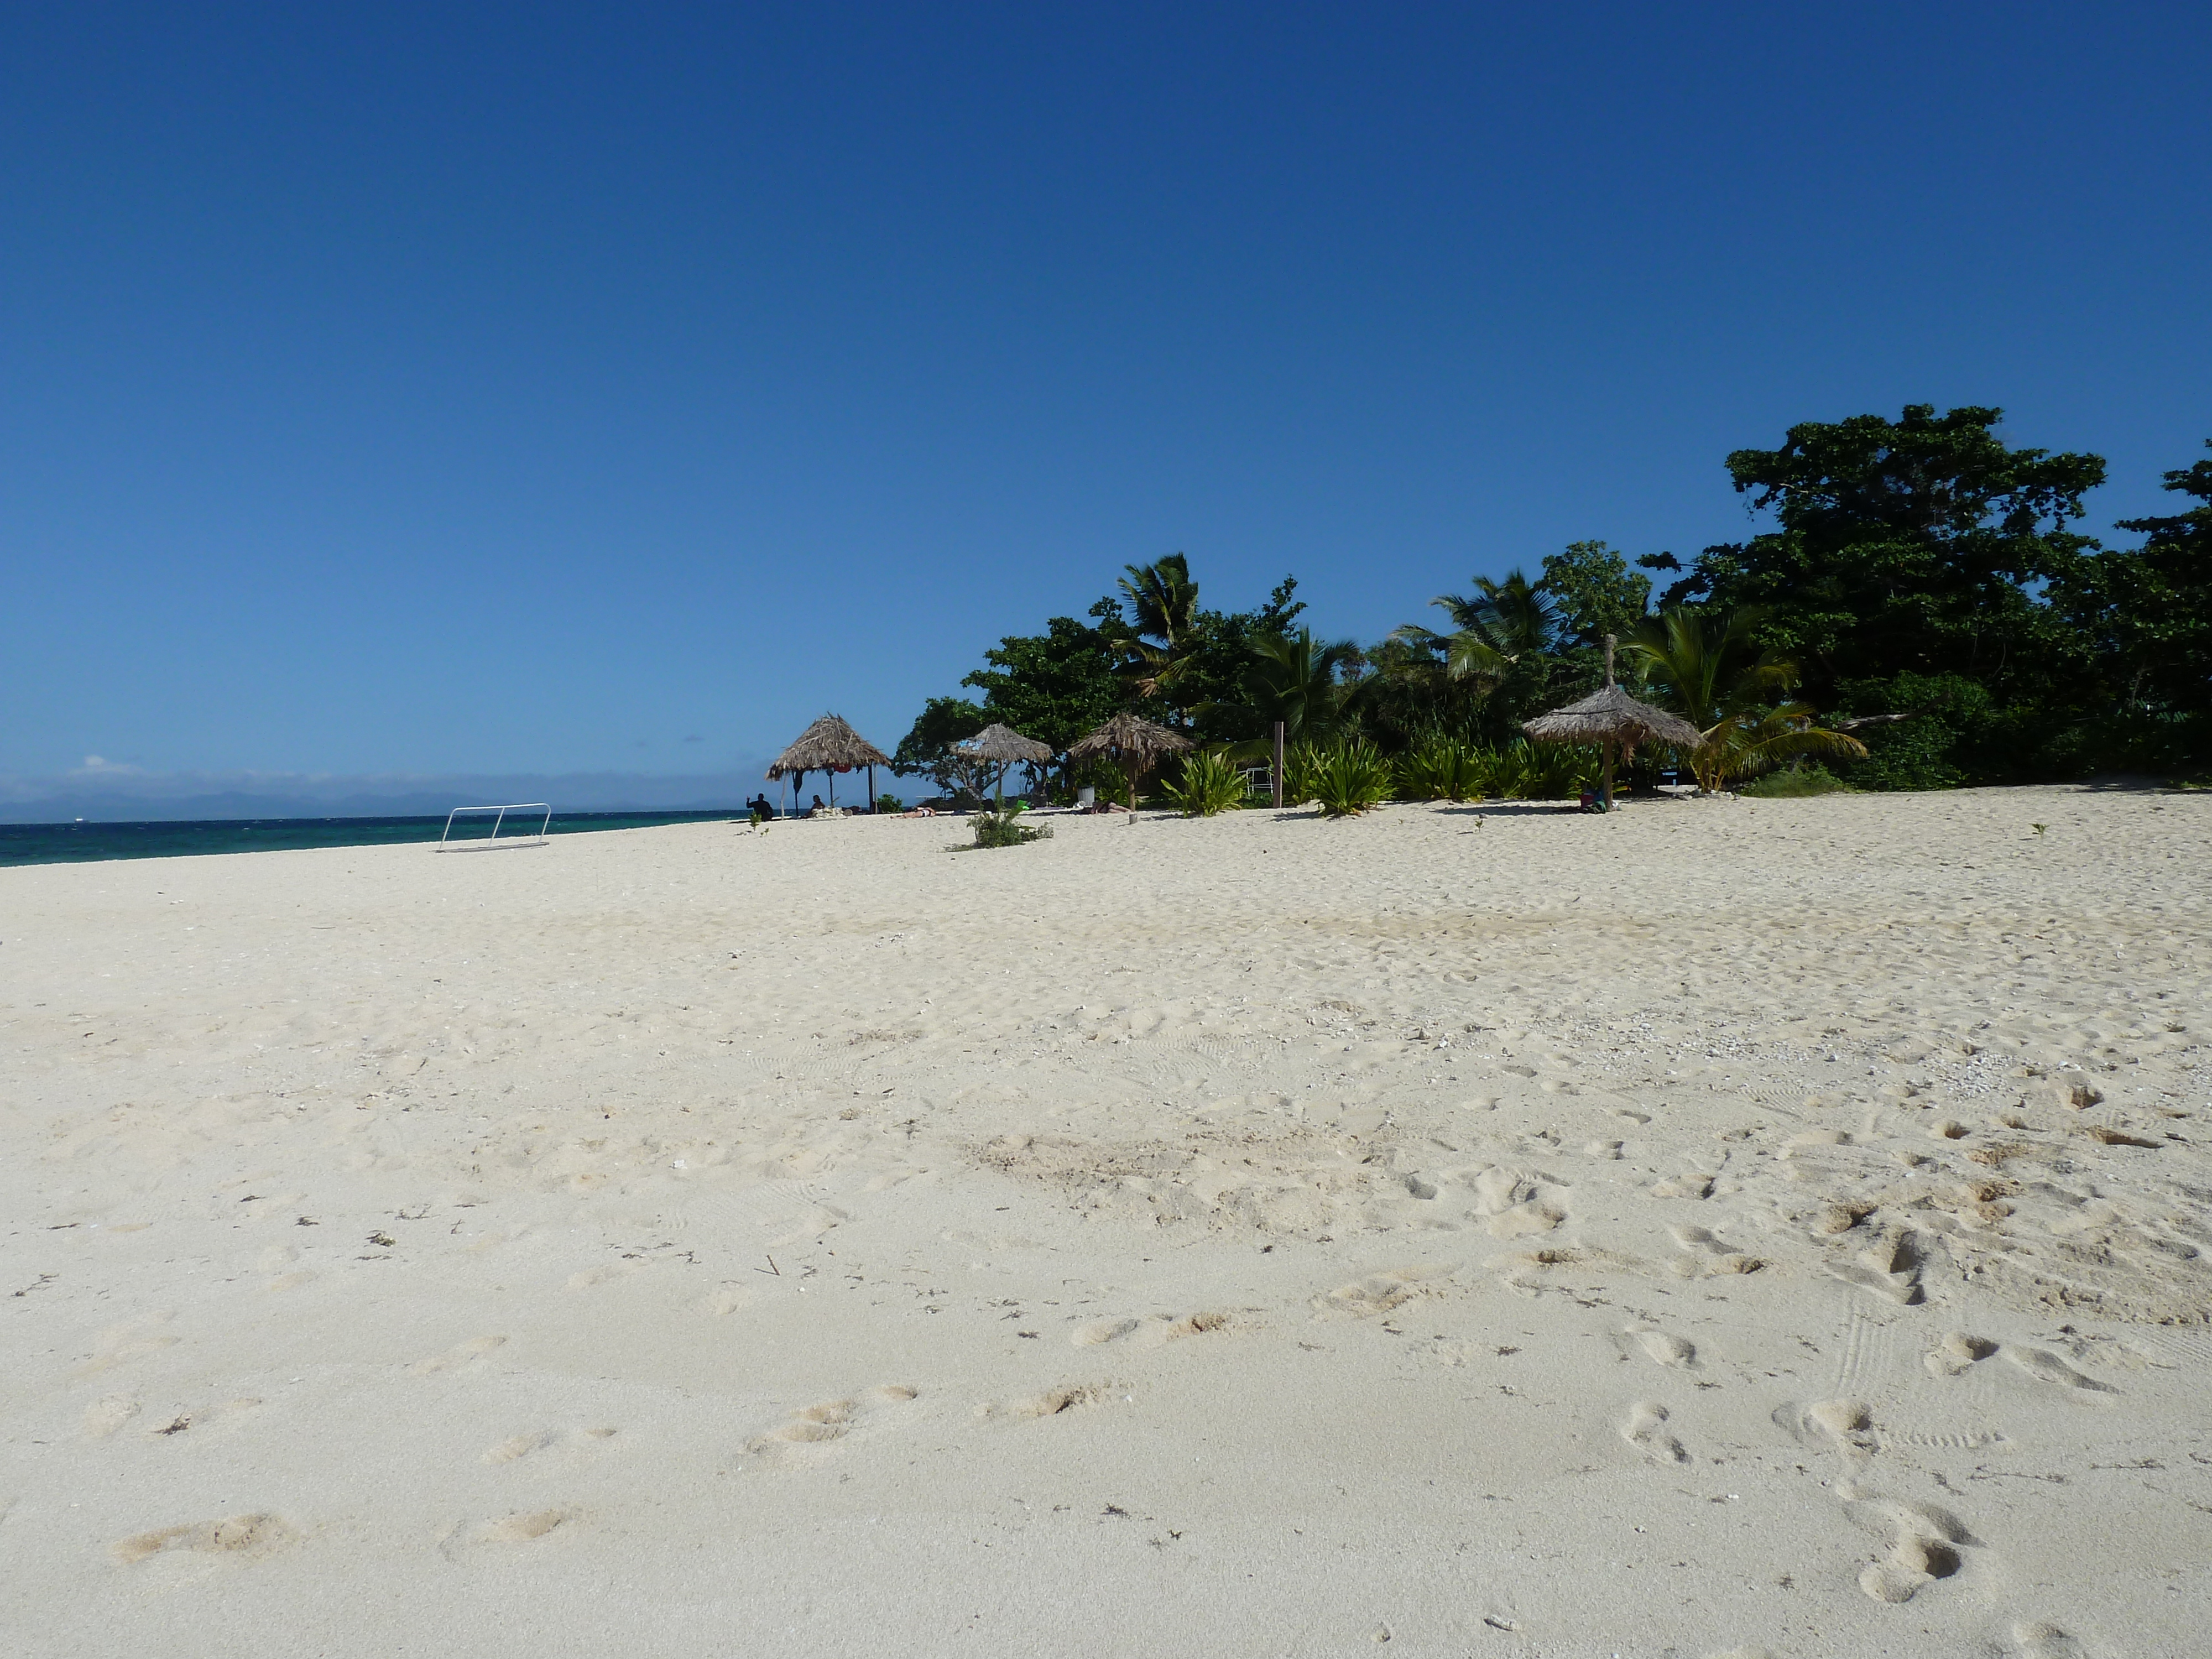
1393, 569, 1558, 685
1232, 628, 1363, 749
1112, 554, 1201, 700
1624, 608, 1866, 790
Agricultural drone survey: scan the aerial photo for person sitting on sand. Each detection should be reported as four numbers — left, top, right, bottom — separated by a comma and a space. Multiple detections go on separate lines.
808, 794, 829, 817
746, 792, 775, 823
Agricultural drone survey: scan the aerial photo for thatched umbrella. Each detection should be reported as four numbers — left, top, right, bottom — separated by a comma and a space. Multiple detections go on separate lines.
956, 722, 1053, 807
768, 712, 893, 815
1068, 712, 1193, 810
1522, 637, 1703, 811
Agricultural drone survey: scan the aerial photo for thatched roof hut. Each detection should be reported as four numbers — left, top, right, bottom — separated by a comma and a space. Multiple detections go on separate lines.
769, 713, 892, 813
1522, 638, 1703, 809
956, 723, 1053, 765
955, 723, 1053, 806
1522, 685, 1704, 752
1069, 713, 1193, 809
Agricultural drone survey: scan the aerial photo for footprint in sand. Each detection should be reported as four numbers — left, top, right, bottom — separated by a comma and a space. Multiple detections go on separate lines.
2007, 1620, 2092, 1658
1071, 1311, 1232, 1348
1772, 1397, 1876, 1457
476, 1508, 576, 1543
2002, 1345, 2119, 1401
1667, 1225, 1765, 1279
481, 1426, 617, 1465
76, 1312, 180, 1378
1619, 1401, 1689, 1464
81, 1396, 139, 1439
114, 1512, 296, 1564
411, 1335, 507, 1376
1316, 1268, 1443, 1316
1623, 1326, 1697, 1368
1925, 1333, 2117, 1401
1844, 1490, 1973, 1604
432, 1507, 580, 1560
1828, 1230, 1925, 1306
743, 1384, 918, 1466
1001, 1382, 1117, 1421
700, 1284, 757, 1317
1924, 1331, 1998, 1378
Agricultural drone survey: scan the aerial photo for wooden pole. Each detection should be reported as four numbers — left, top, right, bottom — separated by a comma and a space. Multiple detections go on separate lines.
1272, 721, 1285, 808
868, 763, 876, 812
1602, 635, 1618, 811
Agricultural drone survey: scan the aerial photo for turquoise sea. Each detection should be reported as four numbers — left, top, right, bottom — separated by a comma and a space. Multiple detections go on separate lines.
0, 811, 741, 868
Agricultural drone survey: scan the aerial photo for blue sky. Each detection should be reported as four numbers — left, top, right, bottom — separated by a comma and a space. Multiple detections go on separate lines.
3, 3, 2206, 802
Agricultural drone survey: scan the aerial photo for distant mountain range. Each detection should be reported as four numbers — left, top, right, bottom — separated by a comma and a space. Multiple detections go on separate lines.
0, 766, 780, 823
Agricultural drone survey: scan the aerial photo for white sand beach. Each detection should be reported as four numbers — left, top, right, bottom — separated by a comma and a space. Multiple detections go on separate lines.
3, 787, 2208, 1658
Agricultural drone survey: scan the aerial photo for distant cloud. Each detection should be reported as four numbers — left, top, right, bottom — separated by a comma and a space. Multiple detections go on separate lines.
72, 754, 143, 776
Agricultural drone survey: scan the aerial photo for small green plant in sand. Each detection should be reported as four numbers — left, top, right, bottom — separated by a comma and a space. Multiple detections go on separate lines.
1303, 738, 1394, 817
1740, 764, 1856, 799
1162, 748, 1249, 817
968, 805, 1052, 849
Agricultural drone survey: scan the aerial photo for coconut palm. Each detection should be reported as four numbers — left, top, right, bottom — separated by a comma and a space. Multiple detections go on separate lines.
1623, 608, 1866, 790
1700, 703, 1871, 790
1393, 568, 1559, 685
1234, 628, 1363, 747
1111, 554, 1201, 700
1620, 608, 1788, 728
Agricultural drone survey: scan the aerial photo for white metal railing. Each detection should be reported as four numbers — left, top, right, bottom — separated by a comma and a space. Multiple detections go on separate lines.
438, 802, 553, 849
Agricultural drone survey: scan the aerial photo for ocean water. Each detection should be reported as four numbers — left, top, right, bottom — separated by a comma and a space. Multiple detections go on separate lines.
0, 811, 744, 868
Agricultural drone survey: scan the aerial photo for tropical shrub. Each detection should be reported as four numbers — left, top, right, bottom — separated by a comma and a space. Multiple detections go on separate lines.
1303, 738, 1395, 817
875, 793, 904, 813
1484, 741, 1598, 800
1162, 748, 1250, 817
1698, 705, 1867, 791
969, 806, 1052, 849
1395, 734, 1486, 801
1741, 764, 1855, 798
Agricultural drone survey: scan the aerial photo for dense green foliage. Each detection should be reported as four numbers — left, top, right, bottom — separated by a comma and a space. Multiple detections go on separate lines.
895, 409, 2211, 799
1394, 733, 1488, 802
1740, 764, 1854, 799
890, 696, 992, 801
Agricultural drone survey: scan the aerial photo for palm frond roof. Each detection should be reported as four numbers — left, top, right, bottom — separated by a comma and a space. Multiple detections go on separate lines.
955, 723, 1055, 764
1067, 712, 1194, 762
1522, 684, 1704, 751
768, 713, 892, 778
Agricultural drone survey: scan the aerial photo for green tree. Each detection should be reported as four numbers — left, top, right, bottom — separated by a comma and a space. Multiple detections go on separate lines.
1653, 405, 2104, 695
1541, 540, 1651, 682
1391, 568, 1562, 739
1641, 405, 2106, 783
1624, 608, 1866, 791
1213, 627, 1364, 753
1107, 553, 1203, 701
959, 614, 1128, 779
1096, 561, 1306, 736
891, 696, 990, 801
2049, 441, 2212, 774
